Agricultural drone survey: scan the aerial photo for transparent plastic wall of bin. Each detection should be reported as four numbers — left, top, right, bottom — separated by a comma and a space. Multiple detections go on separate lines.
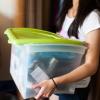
10, 44, 90, 99
4, 28, 90, 99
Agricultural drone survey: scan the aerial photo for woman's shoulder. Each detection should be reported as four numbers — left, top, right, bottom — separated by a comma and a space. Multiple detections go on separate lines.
82, 9, 100, 25
86, 9, 100, 20
93, 9, 100, 14
79, 9, 100, 35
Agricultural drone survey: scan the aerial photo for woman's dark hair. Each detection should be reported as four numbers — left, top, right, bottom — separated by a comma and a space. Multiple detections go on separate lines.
96, 0, 100, 10
56, 0, 98, 38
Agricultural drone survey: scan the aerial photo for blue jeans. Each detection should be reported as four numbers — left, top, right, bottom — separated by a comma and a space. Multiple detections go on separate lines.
57, 94, 80, 100
56, 88, 89, 100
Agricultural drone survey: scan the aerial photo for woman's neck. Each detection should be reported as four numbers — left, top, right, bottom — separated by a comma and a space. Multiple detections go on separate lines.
67, 0, 79, 17
73, 0, 79, 10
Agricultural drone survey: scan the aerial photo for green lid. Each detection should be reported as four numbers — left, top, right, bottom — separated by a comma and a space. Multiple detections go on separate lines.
4, 28, 85, 45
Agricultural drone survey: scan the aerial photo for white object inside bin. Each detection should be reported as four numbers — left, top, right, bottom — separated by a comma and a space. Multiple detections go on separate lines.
31, 67, 49, 82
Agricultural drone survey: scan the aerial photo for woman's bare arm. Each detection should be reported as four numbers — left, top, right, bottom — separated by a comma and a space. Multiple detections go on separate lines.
32, 29, 100, 99
54, 29, 100, 85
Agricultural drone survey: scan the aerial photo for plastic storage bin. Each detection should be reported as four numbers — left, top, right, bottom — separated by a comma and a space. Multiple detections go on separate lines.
4, 28, 89, 99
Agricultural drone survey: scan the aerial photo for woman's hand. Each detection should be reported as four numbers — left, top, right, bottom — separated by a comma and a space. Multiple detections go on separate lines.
32, 79, 56, 100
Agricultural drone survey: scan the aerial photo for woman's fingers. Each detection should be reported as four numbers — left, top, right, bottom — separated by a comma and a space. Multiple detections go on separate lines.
32, 80, 56, 99
43, 87, 55, 98
35, 87, 45, 99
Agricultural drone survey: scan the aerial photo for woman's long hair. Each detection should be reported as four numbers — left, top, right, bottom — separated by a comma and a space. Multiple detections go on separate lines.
56, 0, 98, 38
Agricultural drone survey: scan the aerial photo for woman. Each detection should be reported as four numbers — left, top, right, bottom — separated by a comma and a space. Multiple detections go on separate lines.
32, 0, 100, 100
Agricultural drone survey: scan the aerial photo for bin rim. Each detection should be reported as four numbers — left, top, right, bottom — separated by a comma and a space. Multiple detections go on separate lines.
4, 28, 86, 46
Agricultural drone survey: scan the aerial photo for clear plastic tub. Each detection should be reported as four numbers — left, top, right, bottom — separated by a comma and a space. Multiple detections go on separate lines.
4, 28, 89, 99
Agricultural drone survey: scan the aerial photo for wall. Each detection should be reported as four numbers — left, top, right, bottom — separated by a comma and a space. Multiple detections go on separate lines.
0, 0, 16, 80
